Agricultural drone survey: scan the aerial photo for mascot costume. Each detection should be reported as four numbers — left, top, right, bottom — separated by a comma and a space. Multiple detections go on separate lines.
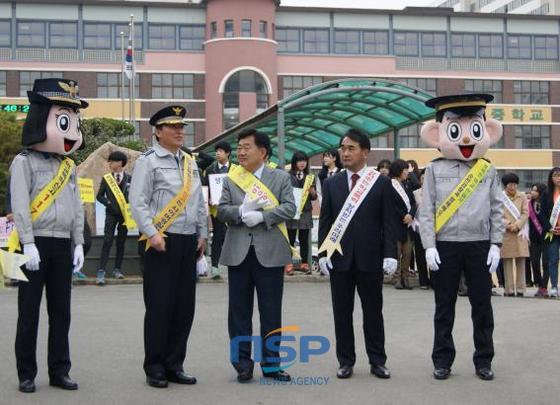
9, 78, 87, 393
418, 94, 505, 381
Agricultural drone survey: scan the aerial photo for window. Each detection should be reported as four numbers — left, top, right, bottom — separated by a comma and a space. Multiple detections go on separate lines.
394, 32, 418, 56
183, 123, 195, 148
20, 71, 62, 96
421, 32, 446, 57
179, 25, 205, 50
334, 29, 360, 54
224, 20, 234, 38
17, 21, 45, 47
514, 81, 548, 104
363, 30, 388, 55
276, 27, 300, 52
465, 80, 502, 103
97, 72, 138, 98
115, 23, 143, 50
148, 24, 176, 49
451, 33, 475, 57
478, 34, 503, 58
152, 73, 194, 99
399, 124, 428, 148
303, 29, 329, 53
400, 78, 437, 95
223, 70, 269, 129
242, 20, 251, 37
514, 126, 550, 149
370, 134, 388, 148
0, 71, 6, 96
49, 22, 77, 48
499, 170, 548, 191
534, 35, 558, 60
281, 76, 322, 98
84, 23, 111, 49
0, 20, 11, 47
259, 21, 267, 38
507, 34, 531, 59
210, 22, 217, 39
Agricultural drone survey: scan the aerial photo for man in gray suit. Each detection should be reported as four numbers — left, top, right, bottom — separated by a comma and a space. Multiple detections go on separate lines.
218, 128, 296, 383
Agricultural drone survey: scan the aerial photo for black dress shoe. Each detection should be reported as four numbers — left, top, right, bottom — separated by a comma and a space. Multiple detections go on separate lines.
475, 367, 494, 381
262, 370, 291, 382
370, 364, 391, 379
19, 379, 35, 393
237, 370, 253, 383
336, 365, 353, 379
166, 371, 197, 385
146, 374, 168, 388
433, 368, 451, 380
49, 375, 78, 390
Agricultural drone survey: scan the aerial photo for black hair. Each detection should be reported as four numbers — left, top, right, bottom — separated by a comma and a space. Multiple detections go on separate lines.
547, 167, 560, 192
531, 182, 546, 198
290, 151, 309, 174
340, 128, 370, 150
108, 151, 128, 167
389, 159, 408, 179
406, 159, 421, 178
323, 149, 342, 169
238, 128, 271, 159
377, 159, 391, 171
215, 141, 232, 155
501, 172, 519, 187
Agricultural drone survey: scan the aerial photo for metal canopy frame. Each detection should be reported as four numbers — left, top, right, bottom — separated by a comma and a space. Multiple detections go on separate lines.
194, 78, 436, 167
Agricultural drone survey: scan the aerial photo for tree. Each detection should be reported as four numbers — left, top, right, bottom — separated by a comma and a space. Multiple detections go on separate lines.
0, 112, 23, 215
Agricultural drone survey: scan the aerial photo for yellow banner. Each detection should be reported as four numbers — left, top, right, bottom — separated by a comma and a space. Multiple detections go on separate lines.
298, 174, 315, 217
139, 152, 193, 250
435, 159, 492, 233
103, 173, 136, 229
227, 165, 299, 259
487, 105, 551, 123
8, 158, 74, 253
78, 178, 95, 203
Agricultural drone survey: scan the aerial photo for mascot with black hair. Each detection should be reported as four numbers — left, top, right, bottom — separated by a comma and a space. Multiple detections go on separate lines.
9, 78, 87, 393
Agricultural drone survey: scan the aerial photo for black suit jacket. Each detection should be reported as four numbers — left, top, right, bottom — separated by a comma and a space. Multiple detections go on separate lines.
319, 170, 397, 273
390, 179, 418, 242
96, 172, 131, 218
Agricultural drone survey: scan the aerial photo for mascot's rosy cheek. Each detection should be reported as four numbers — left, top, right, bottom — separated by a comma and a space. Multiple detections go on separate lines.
420, 116, 503, 161
31, 106, 83, 156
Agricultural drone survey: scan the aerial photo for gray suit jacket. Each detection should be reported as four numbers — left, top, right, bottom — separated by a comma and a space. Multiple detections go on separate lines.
217, 165, 296, 267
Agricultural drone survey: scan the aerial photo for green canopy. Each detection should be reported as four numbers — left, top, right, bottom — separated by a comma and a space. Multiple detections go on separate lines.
194, 78, 436, 166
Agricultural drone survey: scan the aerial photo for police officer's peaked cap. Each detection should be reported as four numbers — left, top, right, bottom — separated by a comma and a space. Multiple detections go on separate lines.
27, 78, 89, 109
425, 93, 494, 114
149, 105, 187, 126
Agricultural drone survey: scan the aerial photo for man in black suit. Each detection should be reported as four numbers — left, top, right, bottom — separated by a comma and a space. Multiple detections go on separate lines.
96, 151, 131, 285
318, 128, 398, 380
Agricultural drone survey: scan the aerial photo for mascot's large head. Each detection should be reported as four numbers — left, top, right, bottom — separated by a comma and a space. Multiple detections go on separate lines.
420, 94, 503, 161
21, 78, 88, 155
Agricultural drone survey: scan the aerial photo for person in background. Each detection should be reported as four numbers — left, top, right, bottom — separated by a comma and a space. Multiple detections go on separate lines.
413, 168, 429, 289
500, 173, 529, 297
405, 159, 421, 192
318, 149, 343, 189
528, 183, 549, 297
285, 151, 317, 275
376, 159, 391, 176
540, 167, 560, 298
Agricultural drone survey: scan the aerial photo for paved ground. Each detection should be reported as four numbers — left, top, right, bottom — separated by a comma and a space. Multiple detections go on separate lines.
0, 282, 558, 405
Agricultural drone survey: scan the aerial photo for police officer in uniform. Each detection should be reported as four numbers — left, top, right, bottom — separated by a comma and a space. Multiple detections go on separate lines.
129, 106, 208, 388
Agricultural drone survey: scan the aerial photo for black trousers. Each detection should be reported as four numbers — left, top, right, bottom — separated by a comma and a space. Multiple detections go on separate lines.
329, 258, 386, 367
431, 241, 494, 370
99, 213, 128, 271
287, 228, 310, 264
414, 231, 430, 287
143, 233, 197, 377
529, 241, 549, 289
210, 216, 227, 268
15, 237, 72, 381
228, 247, 284, 373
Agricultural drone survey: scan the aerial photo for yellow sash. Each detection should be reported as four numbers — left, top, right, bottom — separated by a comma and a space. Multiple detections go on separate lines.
7, 157, 74, 252
298, 174, 315, 217
435, 159, 492, 233
103, 173, 137, 229
227, 165, 299, 259
139, 152, 194, 251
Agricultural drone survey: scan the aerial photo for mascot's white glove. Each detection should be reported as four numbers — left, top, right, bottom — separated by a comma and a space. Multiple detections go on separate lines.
23, 243, 41, 271
73, 244, 84, 273
318, 257, 333, 276
425, 247, 441, 271
487, 244, 501, 274
242, 211, 264, 228
383, 258, 398, 276
240, 194, 267, 216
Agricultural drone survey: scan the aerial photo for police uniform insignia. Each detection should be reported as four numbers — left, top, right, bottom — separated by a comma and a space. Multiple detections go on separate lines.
172, 107, 183, 116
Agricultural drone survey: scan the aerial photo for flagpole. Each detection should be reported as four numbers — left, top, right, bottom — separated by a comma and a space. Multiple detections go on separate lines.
120, 31, 125, 122
130, 14, 136, 137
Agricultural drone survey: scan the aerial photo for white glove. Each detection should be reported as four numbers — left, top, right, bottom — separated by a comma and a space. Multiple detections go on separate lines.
242, 211, 264, 228
196, 256, 208, 276
241, 194, 267, 216
487, 244, 501, 274
73, 244, 84, 273
318, 257, 332, 276
425, 247, 441, 271
23, 243, 41, 271
383, 258, 398, 276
